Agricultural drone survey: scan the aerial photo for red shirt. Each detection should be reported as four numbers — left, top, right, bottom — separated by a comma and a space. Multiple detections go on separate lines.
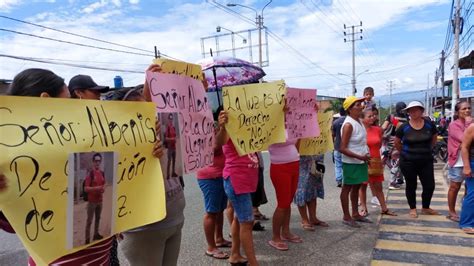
85, 169, 105, 203
165, 124, 177, 149
28, 238, 113, 265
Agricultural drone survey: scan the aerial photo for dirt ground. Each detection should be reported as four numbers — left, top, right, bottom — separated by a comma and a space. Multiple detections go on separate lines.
72, 184, 113, 247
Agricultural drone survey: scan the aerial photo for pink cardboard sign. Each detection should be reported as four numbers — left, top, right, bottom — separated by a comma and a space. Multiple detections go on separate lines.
147, 72, 214, 173
285, 88, 320, 139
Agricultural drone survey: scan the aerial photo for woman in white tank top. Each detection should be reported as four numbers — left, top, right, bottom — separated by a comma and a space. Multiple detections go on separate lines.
339, 96, 371, 228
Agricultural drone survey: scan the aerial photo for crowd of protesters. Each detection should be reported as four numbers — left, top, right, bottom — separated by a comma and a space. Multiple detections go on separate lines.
0, 67, 473, 266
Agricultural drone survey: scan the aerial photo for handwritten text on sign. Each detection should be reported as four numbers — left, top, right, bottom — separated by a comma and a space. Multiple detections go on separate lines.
299, 111, 334, 156
285, 88, 320, 139
152, 58, 203, 80
223, 81, 287, 155
147, 72, 214, 173
0, 96, 165, 265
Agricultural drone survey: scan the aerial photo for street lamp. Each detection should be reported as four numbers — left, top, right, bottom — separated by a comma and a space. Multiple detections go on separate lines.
337, 69, 370, 94
227, 1, 272, 67
216, 26, 247, 58
216, 26, 247, 44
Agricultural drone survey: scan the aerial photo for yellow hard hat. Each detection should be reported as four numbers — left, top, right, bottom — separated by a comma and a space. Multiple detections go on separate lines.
343, 96, 365, 110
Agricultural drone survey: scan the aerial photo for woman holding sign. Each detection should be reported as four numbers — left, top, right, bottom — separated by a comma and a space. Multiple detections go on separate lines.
119, 67, 186, 266
1, 68, 114, 265
339, 96, 372, 228
217, 110, 259, 266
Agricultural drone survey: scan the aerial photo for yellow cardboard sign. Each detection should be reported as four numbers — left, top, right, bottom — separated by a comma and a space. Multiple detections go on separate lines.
299, 111, 334, 155
222, 81, 287, 155
152, 58, 203, 80
0, 96, 165, 265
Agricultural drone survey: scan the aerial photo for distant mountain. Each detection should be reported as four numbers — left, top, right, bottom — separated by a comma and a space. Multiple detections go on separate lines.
375, 87, 445, 107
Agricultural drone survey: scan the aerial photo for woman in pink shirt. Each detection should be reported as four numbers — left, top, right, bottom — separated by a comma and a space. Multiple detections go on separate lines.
447, 101, 471, 221
267, 133, 302, 251
196, 108, 232, 260
217, 111, 259, 266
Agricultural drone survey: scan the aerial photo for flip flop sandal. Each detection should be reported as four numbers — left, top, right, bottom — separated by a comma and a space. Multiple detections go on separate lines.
301, 223, 316, 231
446, 215, 460, 222
359, 209, 369, 217
268, 240, 289, 251
421, 209, 440, 215
216, 240, 232, 248
353, 216, 373, 223
205, 250, 229, 260
281, 235, 303, 243
462, 228, 474, 235
381, 209, 397, 216
230, 261, 248, 266
409, 211, 418, 218
312, 221, 329, 227
254, 213, 270, 221
342, 219, 361, 228
252, 221, 265, 231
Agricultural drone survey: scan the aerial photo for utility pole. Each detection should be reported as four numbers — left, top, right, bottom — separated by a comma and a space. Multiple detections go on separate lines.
427, 74, 431, 116
344, 22, 363, 95
440, 50, 446, 115
227, 1, 272, 68
451, 0, 461, 117
434, 69, 438, 114
257, 14, 263, 67
387, 80, 394, 114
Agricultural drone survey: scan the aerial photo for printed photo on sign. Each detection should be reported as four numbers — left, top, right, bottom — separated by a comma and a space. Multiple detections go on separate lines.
67, 152, 117, 249
159, 113, 184, 182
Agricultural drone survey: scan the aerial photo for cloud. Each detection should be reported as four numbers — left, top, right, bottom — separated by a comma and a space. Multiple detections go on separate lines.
82, 1, 108, 14
404, 20, 445, 31
0, 0, 22, 11
0, 0, 450, 97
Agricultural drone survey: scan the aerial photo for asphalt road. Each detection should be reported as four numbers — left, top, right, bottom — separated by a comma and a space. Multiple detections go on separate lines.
0, 152, 381, 265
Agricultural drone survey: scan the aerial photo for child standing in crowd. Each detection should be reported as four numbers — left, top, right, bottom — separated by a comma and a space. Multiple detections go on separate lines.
217, 110, 259, 266
362, 86, 376, 110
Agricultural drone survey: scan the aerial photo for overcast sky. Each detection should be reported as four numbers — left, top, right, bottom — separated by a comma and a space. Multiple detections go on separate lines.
1, 0, 472, 97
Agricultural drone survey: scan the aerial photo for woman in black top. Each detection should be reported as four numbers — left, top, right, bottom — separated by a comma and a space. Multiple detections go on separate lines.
394, 101, 438, 218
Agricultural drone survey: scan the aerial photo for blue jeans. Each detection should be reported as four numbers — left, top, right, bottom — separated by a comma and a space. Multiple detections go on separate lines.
334, 151, 343, 183
223, 177, 253, 223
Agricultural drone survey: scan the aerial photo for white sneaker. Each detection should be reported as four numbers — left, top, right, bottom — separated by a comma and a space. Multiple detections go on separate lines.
371, 197, 380, 206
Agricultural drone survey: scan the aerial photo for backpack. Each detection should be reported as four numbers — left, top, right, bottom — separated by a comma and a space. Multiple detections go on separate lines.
81, 170, 97, 201
383, 115, 396, 140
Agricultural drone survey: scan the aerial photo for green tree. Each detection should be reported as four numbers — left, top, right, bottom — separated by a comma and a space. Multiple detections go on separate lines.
325, 99, 343, 113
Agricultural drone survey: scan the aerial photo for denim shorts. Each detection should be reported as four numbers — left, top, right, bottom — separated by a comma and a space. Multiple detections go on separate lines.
198, 177, 227, 213
223, 177, 253, 223
448, 166, 465, 183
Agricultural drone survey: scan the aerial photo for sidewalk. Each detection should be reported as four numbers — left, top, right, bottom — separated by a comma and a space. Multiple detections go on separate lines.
371, 166, 472, 265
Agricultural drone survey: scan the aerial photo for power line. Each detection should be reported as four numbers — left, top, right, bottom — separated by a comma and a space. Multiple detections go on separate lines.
207, 0, 348, 85
0, 28, 155, 57
1, 54, 144, 74
0, 15, 154, 54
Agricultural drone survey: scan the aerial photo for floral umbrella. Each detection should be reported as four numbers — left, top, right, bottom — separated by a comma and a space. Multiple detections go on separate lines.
197, 56, 266, 107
